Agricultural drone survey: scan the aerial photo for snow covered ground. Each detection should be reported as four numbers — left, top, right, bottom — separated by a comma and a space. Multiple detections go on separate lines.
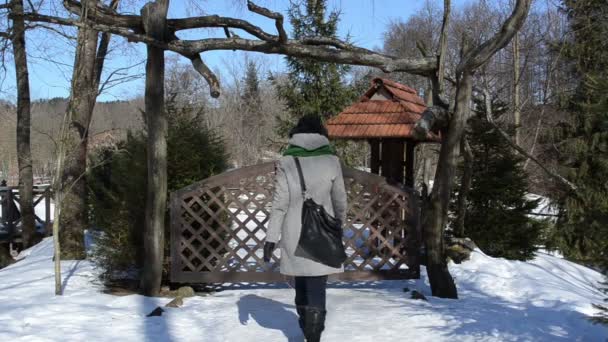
0, 238, 606, 341
526, 194, 559, 219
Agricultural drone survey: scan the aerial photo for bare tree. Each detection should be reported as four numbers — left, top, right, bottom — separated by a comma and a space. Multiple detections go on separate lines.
7, 0, 36, 247
52, 116, 67, 295
59, 0, 118, 259
413, 0, 533, 298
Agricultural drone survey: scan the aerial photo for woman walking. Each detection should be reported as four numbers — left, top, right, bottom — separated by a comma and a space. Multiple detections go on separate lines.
263, 115, 347, 342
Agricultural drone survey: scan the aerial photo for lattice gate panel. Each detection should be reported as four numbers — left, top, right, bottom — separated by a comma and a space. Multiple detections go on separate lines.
171, 162, 420, 283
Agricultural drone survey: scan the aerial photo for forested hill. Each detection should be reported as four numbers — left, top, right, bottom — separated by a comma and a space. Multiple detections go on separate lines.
0, 98, 144, 183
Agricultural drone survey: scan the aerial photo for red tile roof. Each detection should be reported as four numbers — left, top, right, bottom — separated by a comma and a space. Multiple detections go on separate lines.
363, 78, 426, 107
327, 78, 439, 141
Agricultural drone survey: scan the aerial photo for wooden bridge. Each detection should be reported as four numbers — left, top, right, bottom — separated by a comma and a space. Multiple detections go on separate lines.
170, 162, 421, 284
0, 185, 52, 244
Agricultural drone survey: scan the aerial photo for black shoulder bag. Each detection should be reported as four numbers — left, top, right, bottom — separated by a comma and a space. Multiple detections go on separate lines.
293, 157, 347, 268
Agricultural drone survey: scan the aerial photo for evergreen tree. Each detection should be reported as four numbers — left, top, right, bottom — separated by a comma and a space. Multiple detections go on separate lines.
274, 0, 355, 137
547, 0, 608, 269
240, 60, 263, 165
88, 102, 228, 282
242, 59, 262, 120
454, 98, 546, 260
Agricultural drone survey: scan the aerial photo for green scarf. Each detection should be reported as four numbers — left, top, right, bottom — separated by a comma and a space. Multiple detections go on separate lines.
282, 144, 336, 157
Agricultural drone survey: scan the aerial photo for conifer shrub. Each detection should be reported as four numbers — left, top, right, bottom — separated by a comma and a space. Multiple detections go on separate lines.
88, 109, 228, 283
452, 99, 548, 261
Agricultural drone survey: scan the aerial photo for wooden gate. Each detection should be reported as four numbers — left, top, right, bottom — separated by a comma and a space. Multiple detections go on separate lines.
170, 162, 420, 283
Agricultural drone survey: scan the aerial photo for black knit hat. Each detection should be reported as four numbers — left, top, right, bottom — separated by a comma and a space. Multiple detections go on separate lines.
288, 114, 329, 138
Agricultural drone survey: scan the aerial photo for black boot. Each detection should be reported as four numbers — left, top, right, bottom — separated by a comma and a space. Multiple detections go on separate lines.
296, 305, 306, 332
302, 307, 326, 342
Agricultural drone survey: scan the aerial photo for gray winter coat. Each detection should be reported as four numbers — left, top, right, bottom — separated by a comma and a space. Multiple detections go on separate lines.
266, 133, 347, 277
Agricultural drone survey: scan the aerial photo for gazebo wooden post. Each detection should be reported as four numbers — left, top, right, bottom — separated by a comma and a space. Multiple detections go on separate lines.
369, 138, 381, 255
405, 141, 416, 188
369, 139, 380, 174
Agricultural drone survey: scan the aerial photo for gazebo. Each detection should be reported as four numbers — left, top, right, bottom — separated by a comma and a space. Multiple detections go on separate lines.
327, 78, 439, 188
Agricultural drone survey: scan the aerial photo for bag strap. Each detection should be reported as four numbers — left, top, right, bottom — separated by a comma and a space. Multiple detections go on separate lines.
293, 157, 307, 199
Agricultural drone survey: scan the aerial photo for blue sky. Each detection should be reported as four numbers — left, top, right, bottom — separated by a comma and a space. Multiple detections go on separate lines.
1, 0, 472, 102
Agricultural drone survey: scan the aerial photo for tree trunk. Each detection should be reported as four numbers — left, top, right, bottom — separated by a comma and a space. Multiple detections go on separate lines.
423, 72, 473, 299
52, 99, 72, 296
512, 33, 521, 145
11, 0, 36, 248
59, 0, 116, 259
455, 137, 473, 238
52, 191, 63, 295
140, 0, 169, 297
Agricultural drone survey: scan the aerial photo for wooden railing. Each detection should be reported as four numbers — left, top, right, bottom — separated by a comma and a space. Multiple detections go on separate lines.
170, 162, 420, 284
0, 186, 52, 243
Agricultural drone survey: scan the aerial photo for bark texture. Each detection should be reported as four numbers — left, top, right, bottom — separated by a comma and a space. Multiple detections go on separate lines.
455, 137, 473, 238
140, 0, 169, 297
59, 0, 116, 259
424, 72, 472, 299
512, 33, 521, 146
11, 0, 36, 248
59, 5, 99, 259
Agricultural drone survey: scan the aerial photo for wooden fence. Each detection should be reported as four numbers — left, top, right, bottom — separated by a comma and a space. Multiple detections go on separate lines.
170, 162, 421, 283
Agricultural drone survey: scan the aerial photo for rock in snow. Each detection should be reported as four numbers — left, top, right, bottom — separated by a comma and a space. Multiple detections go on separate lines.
0, 237, 606, 341
410, 290, 427, 301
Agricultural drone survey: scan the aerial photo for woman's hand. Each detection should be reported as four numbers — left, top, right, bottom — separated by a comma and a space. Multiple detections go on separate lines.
263, 242, 276, 262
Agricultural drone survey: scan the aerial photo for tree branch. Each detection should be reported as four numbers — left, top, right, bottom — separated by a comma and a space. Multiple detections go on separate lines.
186, 53, 220, 98
523, 106, 544, 170
98, 59, 145, 95
19, 12, 438, 76
411, 6, 452, 134
17, 1, 440, 102
299, 37, 375, 54
171, 15, 277, 41
247, 0, 286, 43
94, 0, 120, 89
63, 0, 141, 29
437, 0, 450, 94
64, 0, 281, 42
26, 23, 75, 40
416, 3, 450, 111
458, 0, 532, 73
482, 88, 577, 192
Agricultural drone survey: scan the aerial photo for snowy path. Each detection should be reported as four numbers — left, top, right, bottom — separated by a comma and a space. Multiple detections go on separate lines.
0, 238, 606, 341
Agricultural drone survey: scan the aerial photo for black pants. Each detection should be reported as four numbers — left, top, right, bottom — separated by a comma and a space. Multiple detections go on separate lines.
294, 275, 328, 310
